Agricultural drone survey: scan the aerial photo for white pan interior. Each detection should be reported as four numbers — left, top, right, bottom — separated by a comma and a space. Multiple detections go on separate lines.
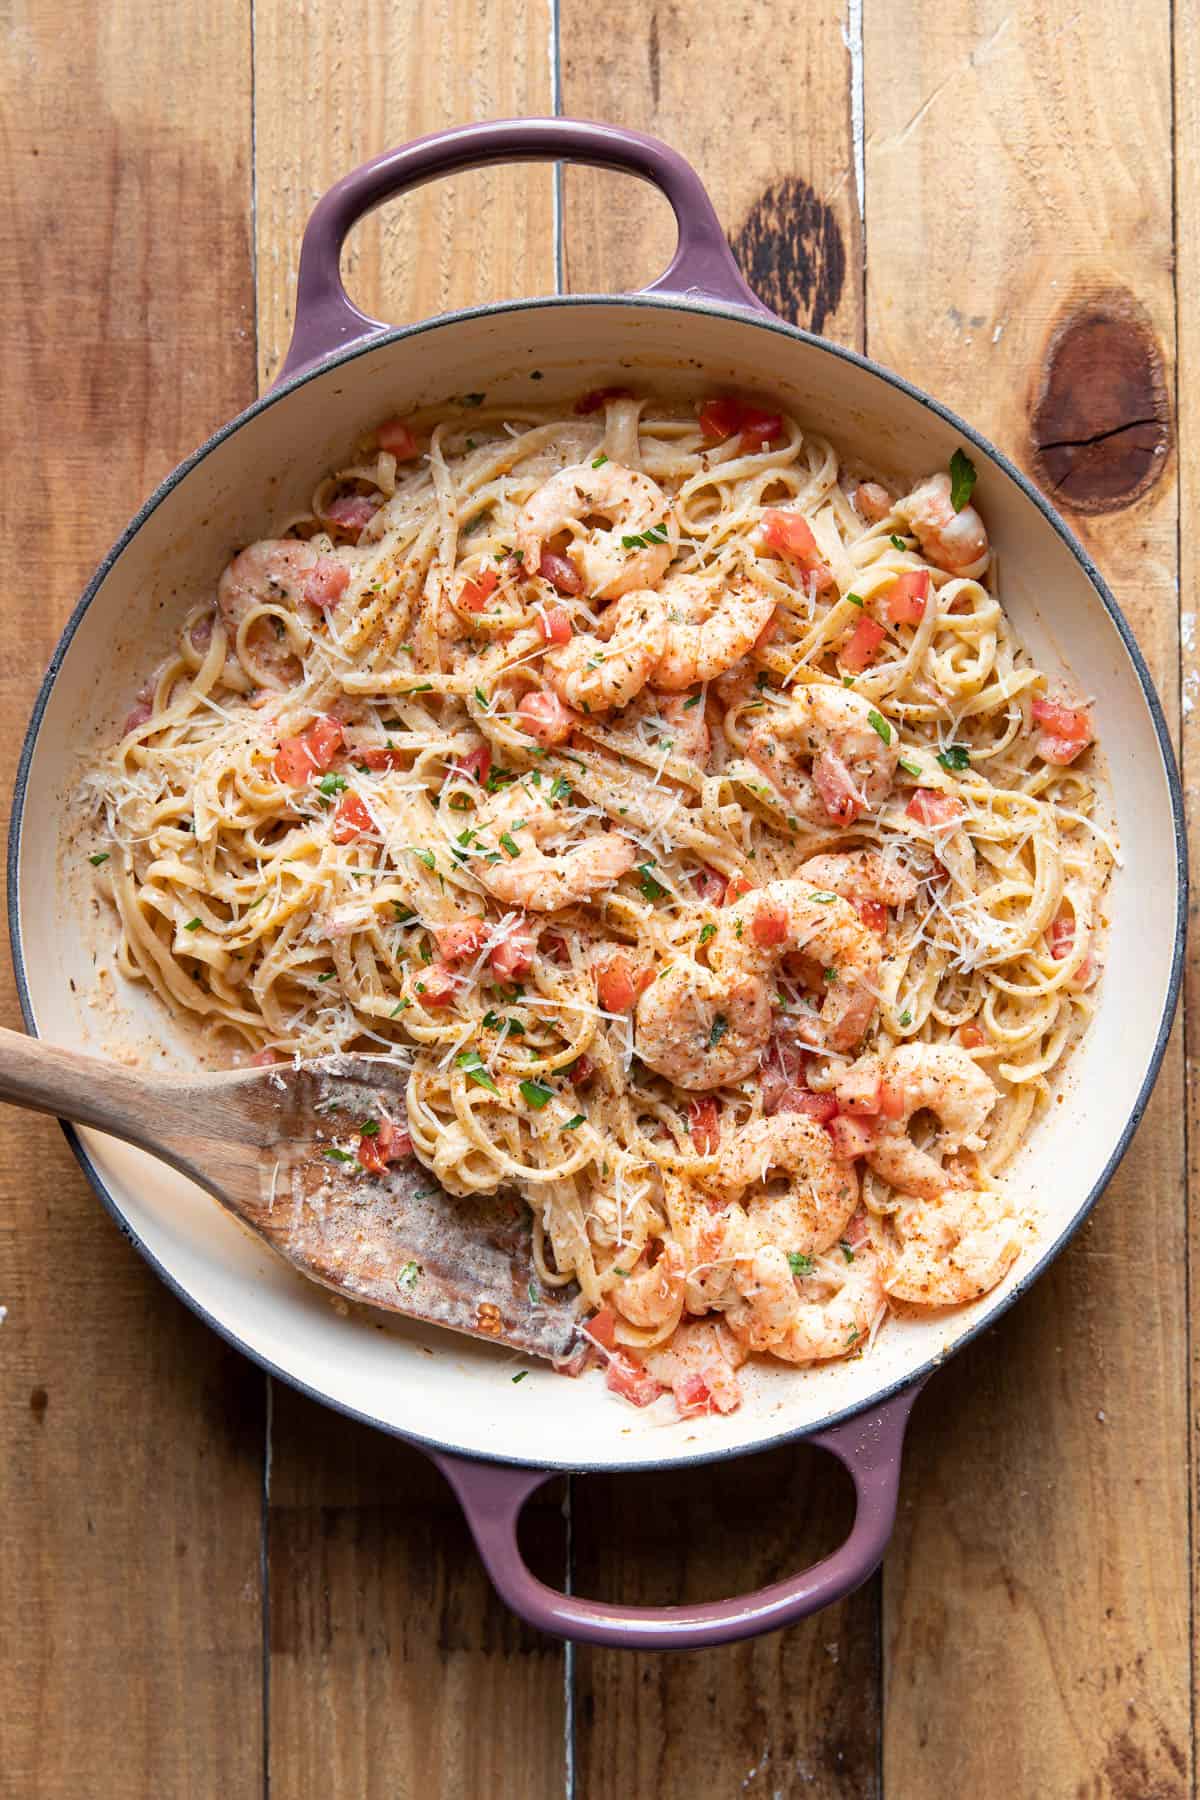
11, 298, 1183, 1470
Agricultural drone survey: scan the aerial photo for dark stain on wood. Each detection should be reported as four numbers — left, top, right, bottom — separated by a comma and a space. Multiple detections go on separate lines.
28, 1385, 48, 1420
1029, 289, 1170, 513
730, 177, 845, 335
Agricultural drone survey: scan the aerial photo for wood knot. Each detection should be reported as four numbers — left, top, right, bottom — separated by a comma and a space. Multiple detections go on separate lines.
1030, 290, 1170, 513
730, 178, 846, 335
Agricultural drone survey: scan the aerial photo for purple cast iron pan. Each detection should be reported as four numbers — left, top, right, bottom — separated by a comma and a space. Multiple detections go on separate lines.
9, 118, 1185, 1651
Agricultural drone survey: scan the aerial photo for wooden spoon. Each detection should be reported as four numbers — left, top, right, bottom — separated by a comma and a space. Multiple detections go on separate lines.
0, 1027, 584, 1365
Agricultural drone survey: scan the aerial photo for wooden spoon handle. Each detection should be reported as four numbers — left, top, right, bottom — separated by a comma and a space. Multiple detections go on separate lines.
0, 1025, 165, 1151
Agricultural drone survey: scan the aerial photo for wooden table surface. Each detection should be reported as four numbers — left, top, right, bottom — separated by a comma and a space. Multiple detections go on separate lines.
1, 1, 1195, 1795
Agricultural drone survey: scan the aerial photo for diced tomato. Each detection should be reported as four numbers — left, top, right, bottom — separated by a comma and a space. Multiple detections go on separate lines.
325, 493, 381, 537
724, 872, 755, 904
693, 865, 728, 905
843, 1207, 871, 1248
597, 954, 653, 1014
436, 921, 489, 964
274, 714, 345, 785
586, 1306, 618, 1349
841, 615, 887, 672
672, 1367, 742, 1418
699, 396, 746, 440
760, 508, 815, 558
1031, 696, 1093, 766
753, 610, 780, 652
738, 408, 783, 453
1047, 913, 1074, 959
856, 899, 888, 936
376, 417, 419, 460
885, 569, 929, 625
605, 1350, 665, 1409
250, 1047, 283, 1067
360, 744, 405, 771
489, 922, 535, 982
538, 549, 584, 596
813, 749, 863, 825
792, 1090, 840, 1125
539, 605, 574, 646
958, 1021, 986, 1048
357, 1116, 413, 1174
516, 689, 577, 746
303, 555, 350, 610
569, 1054, 595, 1085
827, 1114, 881, 1159
688, 1097, 720, 1155
453, 743, 491, 788
418, 961, 460, 1008
750, 899, 790, 949
331, 791, 376, 844
459, 567, 499, 613
575, 386, 632, 414
906, 788, 965, 828
673, 1371, 715, 1417
542, 931, 570, 965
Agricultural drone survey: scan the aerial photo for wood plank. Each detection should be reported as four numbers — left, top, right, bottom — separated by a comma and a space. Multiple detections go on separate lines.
251, 6, 567, 1794
559, 9, 881, 1794
1172, 0, 1200, 1766
253, 0, 557, 390
0, 2, 264, 1796
865, 5, 1191, 1794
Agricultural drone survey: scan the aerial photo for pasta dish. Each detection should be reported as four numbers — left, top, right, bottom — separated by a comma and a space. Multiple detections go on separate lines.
83, 386, 1109, 1418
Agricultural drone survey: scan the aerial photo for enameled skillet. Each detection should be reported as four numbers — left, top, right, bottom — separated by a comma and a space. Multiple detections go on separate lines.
8, 118, 1185, 1648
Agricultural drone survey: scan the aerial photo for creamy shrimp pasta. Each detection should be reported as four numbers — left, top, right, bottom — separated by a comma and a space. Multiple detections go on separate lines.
83, 387, 1109, 1418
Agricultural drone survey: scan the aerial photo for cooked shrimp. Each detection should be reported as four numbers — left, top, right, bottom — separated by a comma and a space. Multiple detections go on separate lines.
543, 590, 666, 713
635, 961, 771, 1089
746, 684, 901, 826
470, 784, 636, 912
797, 849, 919, 909
218, 539, 322, 688
614, 687, 712, 766
726, 1241, 885, 1363
516, 460, 678, 600
713, 879, 882, 1054
847, 1043, 998, 1200
610, 1240, 686, 1331
663, 1179, 750, 1312
852, 481, 892, 524
883, 1179, 1019, 1306
643, 1318, 746, 1413
652, 570, 775, 691
898, 472, 990, 578
716, 1114, 858, 1256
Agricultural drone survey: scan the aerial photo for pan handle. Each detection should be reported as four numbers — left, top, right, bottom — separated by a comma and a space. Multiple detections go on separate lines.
430, 1378, 925, 1650
278, 117, 770, 382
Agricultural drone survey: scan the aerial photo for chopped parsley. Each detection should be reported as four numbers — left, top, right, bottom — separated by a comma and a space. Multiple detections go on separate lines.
846, 1325, 860, 1348
456, 1050, 498, 1093
839, 1240, 855, 1263
949, 447, 978, 512
845, 592, 864, 609
473, 687, 491, 709
898, 756, 922, 778
644, 524, 669, 544
400, 682, 433, 696
390, 999, 411, 1017
889, 534, 908, 551
621, 532, 648, 549
519, 1079, 554, 1109
184, 917, 202, 932
511, 1370, 529, 1384
708, 1014, 729, 1049
397, 1261, 422, 1289
323, 1147, 358, 1165
682, 693, 702, 709
809, 890, 837, 903
317, 972, 335, 983
88, 852, 110, 867
823, 968, 839, 983
499, 831, 521, 858
698, 922, 717, 947
788, 1251, 814, 1277
638, 863, 667, 901
318, 772, 348, 797
898, 1009, 913, 1027
591, 453, 608, 469
564, 1113, 586, 1130
410, 848, 436, 871
550, 775, 572, 802
528, 1280, 540, 1304
937, 744, 971, 771
867, 709, 892, 745
483, 1009, 524, 1034
359, 1118, 379, 1137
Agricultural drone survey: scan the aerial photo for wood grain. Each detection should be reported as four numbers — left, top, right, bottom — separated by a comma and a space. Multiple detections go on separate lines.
252, 0, 557, 389
251, 5, 568, 1794
865, 5, 1190, 1795
1172, 0, 1200, 1762
0, 2, 264, 1796
559, 6, 881, 1794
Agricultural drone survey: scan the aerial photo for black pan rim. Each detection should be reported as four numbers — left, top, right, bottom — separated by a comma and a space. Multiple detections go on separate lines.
7, 290, 1187, 1474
